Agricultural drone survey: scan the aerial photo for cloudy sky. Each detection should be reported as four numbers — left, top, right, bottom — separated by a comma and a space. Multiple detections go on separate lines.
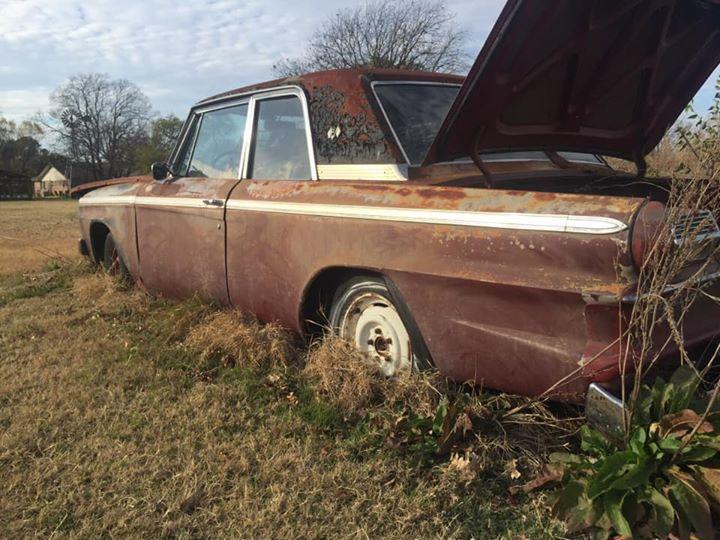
0, 0, 718, 124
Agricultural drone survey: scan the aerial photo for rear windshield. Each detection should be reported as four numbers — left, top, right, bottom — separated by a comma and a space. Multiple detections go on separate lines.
373, 83, 603, 167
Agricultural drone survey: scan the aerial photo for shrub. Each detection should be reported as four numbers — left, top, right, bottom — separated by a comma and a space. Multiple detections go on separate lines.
544, 366, 720, 539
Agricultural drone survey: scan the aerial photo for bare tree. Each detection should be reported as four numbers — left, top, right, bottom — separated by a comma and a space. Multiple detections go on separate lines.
44, 73, 152, 181
274, 0, 468, 76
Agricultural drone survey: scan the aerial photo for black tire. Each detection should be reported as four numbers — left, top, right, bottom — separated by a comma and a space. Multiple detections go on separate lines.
102, 233, 131, 281
328, 276, 432, 374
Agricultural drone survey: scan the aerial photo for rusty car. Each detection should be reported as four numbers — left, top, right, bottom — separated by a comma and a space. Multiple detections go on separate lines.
75, 0, 720, 430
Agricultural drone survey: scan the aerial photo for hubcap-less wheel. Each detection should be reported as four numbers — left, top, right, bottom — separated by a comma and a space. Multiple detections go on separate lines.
337, 291, 413, 377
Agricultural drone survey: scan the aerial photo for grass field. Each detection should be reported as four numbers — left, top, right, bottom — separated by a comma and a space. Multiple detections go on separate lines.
0, 201, 570, 538
0, 199, 79, 275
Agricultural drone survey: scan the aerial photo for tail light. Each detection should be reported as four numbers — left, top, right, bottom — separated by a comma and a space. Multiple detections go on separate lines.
630, 201, 667, 270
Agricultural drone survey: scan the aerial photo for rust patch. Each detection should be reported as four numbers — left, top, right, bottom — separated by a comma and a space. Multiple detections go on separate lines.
415, 188, 467, 201
309, 85, 395, 165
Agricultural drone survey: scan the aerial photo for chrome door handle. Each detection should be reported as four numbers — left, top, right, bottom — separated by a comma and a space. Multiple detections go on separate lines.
202, 198, 224, 207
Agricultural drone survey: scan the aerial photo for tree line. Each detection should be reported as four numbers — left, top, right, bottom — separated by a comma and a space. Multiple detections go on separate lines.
2, 0, 467, 184
0, 73, 183, 184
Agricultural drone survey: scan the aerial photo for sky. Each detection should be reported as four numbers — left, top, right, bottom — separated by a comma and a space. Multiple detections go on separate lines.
0, 0, 718, 125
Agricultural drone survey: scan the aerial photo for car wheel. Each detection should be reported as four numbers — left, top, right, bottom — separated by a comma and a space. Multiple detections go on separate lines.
329, 277, 425, 377
102, 233, 130, 280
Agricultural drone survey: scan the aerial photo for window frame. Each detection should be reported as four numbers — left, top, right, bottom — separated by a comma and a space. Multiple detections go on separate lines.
170, 86, 317, 181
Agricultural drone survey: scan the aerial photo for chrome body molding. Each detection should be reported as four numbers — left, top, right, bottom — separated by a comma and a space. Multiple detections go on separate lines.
224, 200, 628, 234
79, 195, 137, 206
79, 195, 628, 234
621, 269, 720, 304
316, 164, 408, 181
586, 383, 626, 440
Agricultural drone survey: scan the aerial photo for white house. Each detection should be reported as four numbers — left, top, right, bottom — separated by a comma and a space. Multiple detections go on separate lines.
33, 165, 70, 198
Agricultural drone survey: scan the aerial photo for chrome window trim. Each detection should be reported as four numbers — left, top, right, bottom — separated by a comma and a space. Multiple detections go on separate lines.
371, 80, 462, 166
171, 98, 251, 179
242, 86, 319, 181
170, 85, 317, 181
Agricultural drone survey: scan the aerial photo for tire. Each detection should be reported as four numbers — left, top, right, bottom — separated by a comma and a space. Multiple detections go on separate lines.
102, 233, 130, 281
328, 276, 429, 376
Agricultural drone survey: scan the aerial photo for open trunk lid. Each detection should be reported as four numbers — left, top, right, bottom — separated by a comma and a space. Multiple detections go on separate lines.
423, 0, 720, 166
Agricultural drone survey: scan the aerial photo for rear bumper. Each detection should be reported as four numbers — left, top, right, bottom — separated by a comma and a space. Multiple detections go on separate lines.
586, 383, 626, 439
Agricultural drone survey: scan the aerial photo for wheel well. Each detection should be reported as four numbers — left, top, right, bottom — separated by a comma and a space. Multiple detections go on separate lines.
300, 266, 435, 369
300, 267, 382, 337
89, 222, 111, 263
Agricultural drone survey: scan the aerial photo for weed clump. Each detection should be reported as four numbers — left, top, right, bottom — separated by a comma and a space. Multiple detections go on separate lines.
303, 335, 445, 419
184, 310, 295, 375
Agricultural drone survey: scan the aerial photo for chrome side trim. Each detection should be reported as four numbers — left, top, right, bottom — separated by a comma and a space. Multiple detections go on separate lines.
78, 196, 627, 234
316, 164, 408, 181
79, 195, 137, 206
224, 200, 626, 234
586, 383, 626, 440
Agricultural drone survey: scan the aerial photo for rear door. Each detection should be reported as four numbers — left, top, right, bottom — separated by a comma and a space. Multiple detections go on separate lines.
136, 100, 249, 302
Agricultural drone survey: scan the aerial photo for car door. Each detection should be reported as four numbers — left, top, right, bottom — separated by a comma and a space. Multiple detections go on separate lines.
225, 88, 317, 325
136, 100, 249, 302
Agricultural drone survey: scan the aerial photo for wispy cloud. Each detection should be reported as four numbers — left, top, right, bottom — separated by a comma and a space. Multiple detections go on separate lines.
0, 0, 717, 124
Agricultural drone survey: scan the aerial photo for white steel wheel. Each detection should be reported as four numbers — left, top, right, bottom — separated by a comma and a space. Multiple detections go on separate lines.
330, 278, 415, 377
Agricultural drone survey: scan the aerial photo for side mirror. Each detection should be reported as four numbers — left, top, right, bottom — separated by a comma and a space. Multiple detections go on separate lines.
151, 162, 171, 181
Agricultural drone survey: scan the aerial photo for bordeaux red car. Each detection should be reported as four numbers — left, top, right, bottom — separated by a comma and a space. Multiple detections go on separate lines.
76, 0, 720, 432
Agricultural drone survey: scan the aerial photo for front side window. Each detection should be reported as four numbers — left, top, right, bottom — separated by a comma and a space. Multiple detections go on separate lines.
185, 104, 248, 178
173, 114, 199, 175
249, 96, 311, 180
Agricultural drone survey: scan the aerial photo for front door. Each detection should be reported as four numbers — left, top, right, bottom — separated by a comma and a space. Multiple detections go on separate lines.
136, 101, 249, 302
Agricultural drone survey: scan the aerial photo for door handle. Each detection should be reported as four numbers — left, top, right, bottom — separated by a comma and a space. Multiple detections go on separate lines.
202, 198, 224, 207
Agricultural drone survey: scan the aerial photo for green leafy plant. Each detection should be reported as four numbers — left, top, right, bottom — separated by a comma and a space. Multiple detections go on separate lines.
544, 366, 720, 539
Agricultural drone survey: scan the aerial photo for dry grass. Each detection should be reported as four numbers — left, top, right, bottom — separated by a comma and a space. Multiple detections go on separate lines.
304, 336, 446, 419
0, 199, 79, 275
0, 262, 565, 538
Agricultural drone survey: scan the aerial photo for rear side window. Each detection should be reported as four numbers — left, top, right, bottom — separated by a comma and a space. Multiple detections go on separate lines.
186, 104, 248, 178
374, 83, 460, 165
249, 96, 311, 180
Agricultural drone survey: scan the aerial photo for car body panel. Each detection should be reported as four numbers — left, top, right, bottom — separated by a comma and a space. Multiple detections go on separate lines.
75, 0, 720, 403
223, 179, 640, 400
134, 178, 239, 302
424, 0, 720, 164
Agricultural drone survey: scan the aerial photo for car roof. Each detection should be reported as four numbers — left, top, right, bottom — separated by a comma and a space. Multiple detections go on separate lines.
196, 68, 464, 106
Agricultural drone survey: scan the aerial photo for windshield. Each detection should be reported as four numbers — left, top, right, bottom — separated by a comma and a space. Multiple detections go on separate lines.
373, 82, 604, 167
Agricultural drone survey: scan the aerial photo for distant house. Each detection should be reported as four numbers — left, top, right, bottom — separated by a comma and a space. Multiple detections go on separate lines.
0, 169, 32, 199
33, 165, 70, 198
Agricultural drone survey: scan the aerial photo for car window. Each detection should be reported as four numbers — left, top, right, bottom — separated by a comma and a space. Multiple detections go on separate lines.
374, 83, 459, 165
557, 152, 604, 165
186, 104, 248, 178
374, 83, 605, 167
173, 114, 200, 176
249, 96, 311, 180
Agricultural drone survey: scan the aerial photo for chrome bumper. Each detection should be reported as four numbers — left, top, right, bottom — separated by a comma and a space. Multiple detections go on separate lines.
586, 383, 627, 440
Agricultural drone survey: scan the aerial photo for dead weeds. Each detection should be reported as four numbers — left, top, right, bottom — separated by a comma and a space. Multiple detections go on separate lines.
0, 260, 566, 538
